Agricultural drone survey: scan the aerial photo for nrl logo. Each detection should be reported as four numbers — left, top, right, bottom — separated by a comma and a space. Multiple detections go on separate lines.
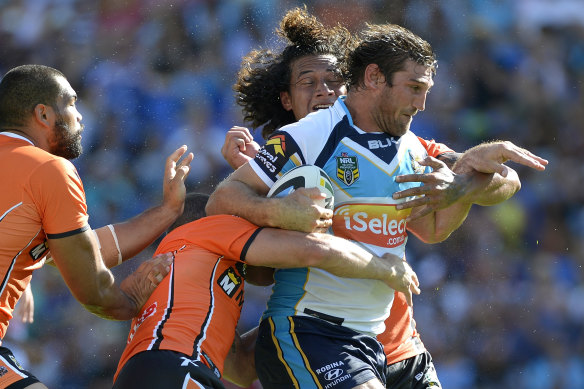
336, 153, 359, 186
408, 150, 426, 174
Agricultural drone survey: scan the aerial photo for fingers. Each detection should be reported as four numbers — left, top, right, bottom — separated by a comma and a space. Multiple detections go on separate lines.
317, 217, 333, 230
302, 187, 327, 200
393, 183, 430, 201
174, 152, 194, 182
227, 126, 254, 143
404, 289, 413, 307
404, 270, 420, 306
168, 145, 188, 164
417, 155, 446, 169
144, 252, 174, 287
165, 145, 193, 182
223, 127, 254, 153
476, 159, 509, 176
501, 145, 547, 171
405, 205, 435, 222
394, 173, 430, 185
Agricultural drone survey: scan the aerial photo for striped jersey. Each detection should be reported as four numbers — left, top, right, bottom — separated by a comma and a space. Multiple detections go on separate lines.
114, 215, 261, 382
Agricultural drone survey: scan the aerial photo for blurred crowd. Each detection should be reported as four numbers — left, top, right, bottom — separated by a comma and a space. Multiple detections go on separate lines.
1, 0, 583, 388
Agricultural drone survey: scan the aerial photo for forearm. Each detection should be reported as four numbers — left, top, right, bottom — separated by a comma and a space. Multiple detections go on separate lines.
408, 168, 520, 243
306, 234, 397, 281
455, 168, 520, 206
205, 179, 281, 227
105, 204, 180, 265
248, 229, 397, 282
48, 233, 138, 320
80, 270, 138, 320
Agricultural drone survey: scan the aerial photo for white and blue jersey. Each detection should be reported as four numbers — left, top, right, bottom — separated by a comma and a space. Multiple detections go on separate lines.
250, 97, 431, 336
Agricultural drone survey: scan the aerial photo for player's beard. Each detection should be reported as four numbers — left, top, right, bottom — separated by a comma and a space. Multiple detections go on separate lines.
51, 113, 83, 160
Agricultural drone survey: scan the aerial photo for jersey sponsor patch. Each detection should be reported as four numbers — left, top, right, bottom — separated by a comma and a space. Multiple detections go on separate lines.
255, 132, 303, 177
29, 241, 49, 261
336, 153, 359, 186
217, 267, 243, 300
332, 204, 409, 248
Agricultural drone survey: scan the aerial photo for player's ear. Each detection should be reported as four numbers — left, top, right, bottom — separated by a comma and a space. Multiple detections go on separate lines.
33, 103, 55, 128
364, 64, 385, 90
280, 91, 293, 111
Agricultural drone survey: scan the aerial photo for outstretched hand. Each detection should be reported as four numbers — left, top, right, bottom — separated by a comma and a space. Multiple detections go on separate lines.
453, 141, 548, 176
163, 145, 194, 216
120, 252, 174, 315
393, 156, 466, 221
221, 126, 261, 170
380, 253, 420, 307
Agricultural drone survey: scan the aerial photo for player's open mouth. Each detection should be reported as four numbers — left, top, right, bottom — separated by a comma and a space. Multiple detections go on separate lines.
312, 104, 333, 111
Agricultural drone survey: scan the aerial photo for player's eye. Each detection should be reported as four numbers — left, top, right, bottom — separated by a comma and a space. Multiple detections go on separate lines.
326, 78, 343, 86
297, 79, 315, 88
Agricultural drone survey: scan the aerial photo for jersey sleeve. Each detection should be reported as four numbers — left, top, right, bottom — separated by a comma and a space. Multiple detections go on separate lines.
249, 112, 333, 187
250, 130, 306, 188
417, 136, 454, 158
156, 215, 262, 263
30, 158, 89, 238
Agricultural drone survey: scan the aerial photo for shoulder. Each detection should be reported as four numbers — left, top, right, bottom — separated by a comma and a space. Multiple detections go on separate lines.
276, 108, 341, 148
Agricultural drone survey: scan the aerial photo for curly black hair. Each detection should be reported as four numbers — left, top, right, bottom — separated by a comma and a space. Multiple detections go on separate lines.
234, 7, 356, 139
346, 23, 437, 91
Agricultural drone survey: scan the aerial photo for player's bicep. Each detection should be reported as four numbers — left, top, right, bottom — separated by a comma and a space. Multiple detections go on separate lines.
47, 229, 108, 305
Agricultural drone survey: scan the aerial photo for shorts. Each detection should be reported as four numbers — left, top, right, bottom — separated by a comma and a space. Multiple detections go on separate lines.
385, 351, 442, 389
255, 316, 386, 389
0, 346, 40, 389
113, 350, 226, 389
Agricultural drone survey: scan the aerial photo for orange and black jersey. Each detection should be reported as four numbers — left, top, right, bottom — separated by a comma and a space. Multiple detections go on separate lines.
114, 215, 262, 383
0, 133, 88, 339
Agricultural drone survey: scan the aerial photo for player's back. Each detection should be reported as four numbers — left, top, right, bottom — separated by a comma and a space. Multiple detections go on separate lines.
114, 215, 259, 381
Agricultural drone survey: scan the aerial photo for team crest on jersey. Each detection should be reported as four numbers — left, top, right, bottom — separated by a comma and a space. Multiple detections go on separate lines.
29, 241, 49, 261
336, 153, 359, 186
217, 267, 243, 298
408, 150, 426, 174
0, 366, 7, 377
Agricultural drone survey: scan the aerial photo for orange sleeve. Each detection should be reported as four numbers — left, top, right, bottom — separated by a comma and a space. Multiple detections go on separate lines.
417, 136, 454, 158
156, 215, 261, 262
30, 158, 89, 237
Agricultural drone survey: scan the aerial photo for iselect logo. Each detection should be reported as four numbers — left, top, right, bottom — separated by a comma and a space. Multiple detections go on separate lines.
332, 203, 409, 247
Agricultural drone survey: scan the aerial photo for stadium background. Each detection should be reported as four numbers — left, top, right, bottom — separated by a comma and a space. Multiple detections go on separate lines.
1, 0, 583, 388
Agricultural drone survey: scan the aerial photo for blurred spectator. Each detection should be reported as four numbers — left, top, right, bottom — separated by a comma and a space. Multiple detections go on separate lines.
1, 1, 582, 388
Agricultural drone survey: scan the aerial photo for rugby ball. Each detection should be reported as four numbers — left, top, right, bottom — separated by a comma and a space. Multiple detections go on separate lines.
267, 165, 334, 210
